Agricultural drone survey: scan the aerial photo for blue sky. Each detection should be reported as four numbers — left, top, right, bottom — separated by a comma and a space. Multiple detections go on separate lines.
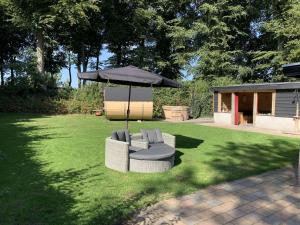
60, 47, 113, 88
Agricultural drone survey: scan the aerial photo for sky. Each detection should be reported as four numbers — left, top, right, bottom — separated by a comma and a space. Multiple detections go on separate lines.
60, 47, 113, 88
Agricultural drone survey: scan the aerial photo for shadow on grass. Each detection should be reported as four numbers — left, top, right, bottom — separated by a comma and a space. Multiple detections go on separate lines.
205, 139, 299, 181
0, 114, 103, 225
175, 134, 204, 149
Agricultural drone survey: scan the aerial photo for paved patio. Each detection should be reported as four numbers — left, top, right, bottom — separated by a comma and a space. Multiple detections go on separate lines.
128, 168, 300, 225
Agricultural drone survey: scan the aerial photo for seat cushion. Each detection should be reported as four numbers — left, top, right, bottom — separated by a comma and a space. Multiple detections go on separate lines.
141, 128, 164, 144
129, 146, 143, 153
129, 143, 175, 160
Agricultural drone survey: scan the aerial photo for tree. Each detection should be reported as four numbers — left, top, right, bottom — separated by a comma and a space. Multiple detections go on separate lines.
53, 0, 102, 88
169, 0, 251, 80
0, 3, 28, 85
2, 0, 58, 74
252, 0, 300, 81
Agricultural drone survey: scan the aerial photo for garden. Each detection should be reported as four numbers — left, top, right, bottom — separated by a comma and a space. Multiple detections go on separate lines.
0, 113, 298, 225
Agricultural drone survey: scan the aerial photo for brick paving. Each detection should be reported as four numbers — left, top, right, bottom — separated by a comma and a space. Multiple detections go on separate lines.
127, 168, 300, 225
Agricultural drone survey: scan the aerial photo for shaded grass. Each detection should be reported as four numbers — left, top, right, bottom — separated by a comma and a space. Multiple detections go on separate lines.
0, 113, 299, 225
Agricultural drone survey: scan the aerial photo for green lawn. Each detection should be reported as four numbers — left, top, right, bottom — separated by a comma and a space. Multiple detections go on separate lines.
0, 113, 299, 225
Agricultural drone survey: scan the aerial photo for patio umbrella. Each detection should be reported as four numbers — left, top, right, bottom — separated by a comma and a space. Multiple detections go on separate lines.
78, 65, 181, 128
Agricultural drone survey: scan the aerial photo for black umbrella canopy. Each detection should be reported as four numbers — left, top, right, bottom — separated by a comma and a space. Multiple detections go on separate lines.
77, 65, 181, 88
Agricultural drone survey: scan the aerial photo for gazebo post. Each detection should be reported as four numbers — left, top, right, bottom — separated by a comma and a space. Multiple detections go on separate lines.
126, 85, 132, 129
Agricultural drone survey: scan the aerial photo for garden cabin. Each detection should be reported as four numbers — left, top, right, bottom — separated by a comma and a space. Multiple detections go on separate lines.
104, 87, 153, 120
213, 82, 300, 132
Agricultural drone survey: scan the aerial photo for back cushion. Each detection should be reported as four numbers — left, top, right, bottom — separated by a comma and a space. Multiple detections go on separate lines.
141, 129, 164, 144
111, 132, 118, 140
124, 130, 131, 144
155, 128, 164, 143
112, 130, 131, 144
117, 130, 126, 142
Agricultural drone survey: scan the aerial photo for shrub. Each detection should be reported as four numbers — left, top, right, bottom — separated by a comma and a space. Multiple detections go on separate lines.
0, 77, 241, 118
153, 82, 190, 117
64, 83, 103, 114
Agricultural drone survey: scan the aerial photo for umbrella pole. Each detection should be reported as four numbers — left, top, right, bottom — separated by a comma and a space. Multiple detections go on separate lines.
126, 85, 132, 129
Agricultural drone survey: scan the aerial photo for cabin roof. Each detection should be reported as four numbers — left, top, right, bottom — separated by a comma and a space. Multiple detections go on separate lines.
213, 82, 300, 92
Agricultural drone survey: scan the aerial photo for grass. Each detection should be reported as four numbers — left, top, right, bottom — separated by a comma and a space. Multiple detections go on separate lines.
0, 113, 299, 225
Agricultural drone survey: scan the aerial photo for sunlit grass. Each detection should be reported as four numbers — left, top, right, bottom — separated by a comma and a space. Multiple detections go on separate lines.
0, 113, 299, 225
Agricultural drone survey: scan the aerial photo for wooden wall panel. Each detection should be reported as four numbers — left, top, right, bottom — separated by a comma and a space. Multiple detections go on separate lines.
275, 90, 297, 118
104, 101, 153, 120
214, 92, 218, 112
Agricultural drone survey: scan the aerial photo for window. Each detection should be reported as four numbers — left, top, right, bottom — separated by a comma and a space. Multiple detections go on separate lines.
221, 93, 231, 112
257, 92, 272, 115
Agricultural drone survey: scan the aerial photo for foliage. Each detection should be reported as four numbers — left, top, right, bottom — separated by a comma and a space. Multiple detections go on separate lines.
153, 76, 240, 118
0, 114, 298, 225
0, 77, 240, 118
153, 82, 190, 117
252, 0, 300, 81
0, 87, 70, 114
0, 0, 300, 114
64, 83, 103, 114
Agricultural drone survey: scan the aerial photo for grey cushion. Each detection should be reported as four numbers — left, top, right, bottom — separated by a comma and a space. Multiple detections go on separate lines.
111, 130, 131, 144
141, 128, 164, 144
111, 132, 118, 140
129, 143, 175, 160
155, 128, 164, 143
117, 130, 126, 142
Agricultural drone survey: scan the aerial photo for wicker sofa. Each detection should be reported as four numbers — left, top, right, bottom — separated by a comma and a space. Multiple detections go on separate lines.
105, 129, 176, 173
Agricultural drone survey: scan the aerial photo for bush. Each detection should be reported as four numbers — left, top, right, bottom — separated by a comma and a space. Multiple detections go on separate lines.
64, 83, 103, 114
0, 77, 241, 118
153, 77, 240, 118
153, 82, 190, 117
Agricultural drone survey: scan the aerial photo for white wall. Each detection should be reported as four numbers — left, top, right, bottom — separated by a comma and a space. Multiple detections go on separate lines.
214, 112, 232, 125
255, 115, 297, 132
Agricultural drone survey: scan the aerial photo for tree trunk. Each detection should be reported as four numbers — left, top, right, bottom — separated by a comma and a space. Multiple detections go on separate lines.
96, 51, 100, 70
68, 52, 72, 87
138, 39, 145, 67
82, 56, 89, 86
116, 44, 122, 66
77, 64, 81, 89
10, 66, 14, 86
0, 64, 4, 86
36, 31, 45, 74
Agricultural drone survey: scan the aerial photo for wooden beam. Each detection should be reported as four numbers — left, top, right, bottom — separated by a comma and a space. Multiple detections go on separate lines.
231, 93, 235, 125
218, 93, 222, 112
253, 92, 258, 125
272, 92, 276, 116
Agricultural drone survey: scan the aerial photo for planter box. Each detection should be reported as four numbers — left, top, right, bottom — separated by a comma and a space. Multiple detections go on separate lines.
163, 106, 189, 121
93, 109, 103, 116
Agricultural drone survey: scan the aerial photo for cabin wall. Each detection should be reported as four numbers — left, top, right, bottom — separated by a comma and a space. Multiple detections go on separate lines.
275, 89, 297, 118
104, 101, 153, 120
214, 112, 232, 125
213, 89, 299, 132
214, 92, 218, 113
255, 115, 297, 132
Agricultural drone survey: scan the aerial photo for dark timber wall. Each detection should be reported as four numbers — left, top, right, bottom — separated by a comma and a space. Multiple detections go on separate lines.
275, 89, 296, 118
214, 92, 218, 112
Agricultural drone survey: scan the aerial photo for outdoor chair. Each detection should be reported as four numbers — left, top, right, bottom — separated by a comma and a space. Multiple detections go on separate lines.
105, 129, 176, 173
